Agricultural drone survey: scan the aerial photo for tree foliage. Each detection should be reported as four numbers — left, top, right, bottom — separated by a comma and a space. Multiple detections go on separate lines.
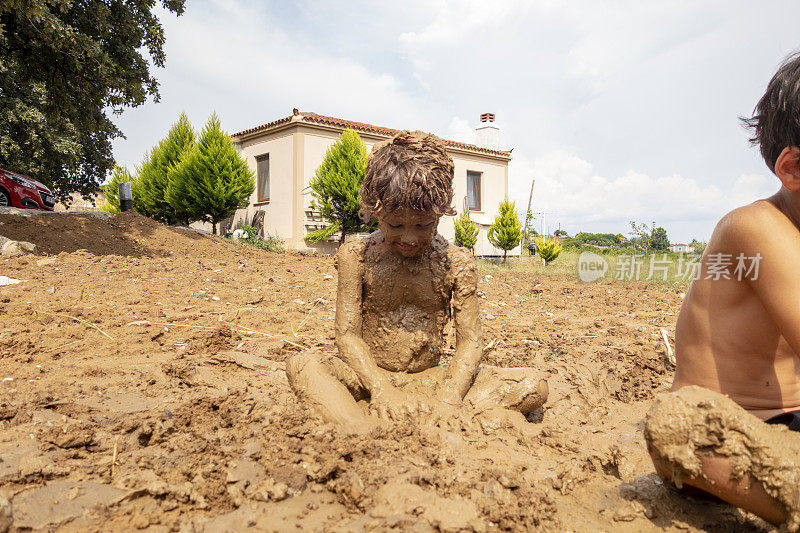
101, 165, 137, 213
575, 232, 622, 246
167, 113, 254, 234
650, 226, 669, 251
535, 236, 563, 264
487, 198, 522, 264
692, 240, 707, 255
629, 221, 670, 252
453, 211, 478, 252
629, 221, 655, 252
306, 130, 374, 245
138, 113, 196, 224
0, 0, 186, 203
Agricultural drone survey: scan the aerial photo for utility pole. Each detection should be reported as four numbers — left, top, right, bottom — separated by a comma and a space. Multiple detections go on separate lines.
522, 178, 535, 245
528, 211, 555, 237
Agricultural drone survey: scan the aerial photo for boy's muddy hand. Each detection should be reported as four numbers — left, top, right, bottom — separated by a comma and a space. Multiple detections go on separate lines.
434, 384, 462, 407
423, 387, 465, 428
427, 402, 463, 429
369, 386, 431, 421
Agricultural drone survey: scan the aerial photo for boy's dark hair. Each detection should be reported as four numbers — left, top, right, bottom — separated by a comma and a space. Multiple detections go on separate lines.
360, 130, 456, 219
742, 52, 800, 171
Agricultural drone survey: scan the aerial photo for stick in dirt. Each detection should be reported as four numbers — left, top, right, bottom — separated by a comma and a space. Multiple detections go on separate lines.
36, 311, 114, 340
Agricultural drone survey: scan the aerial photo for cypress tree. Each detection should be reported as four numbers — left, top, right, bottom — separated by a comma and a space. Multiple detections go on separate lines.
487, 198, 522, 264
534, 236, 563, 265
305, 129, 374, 245
101, 165, 136, 213
137, 112, 196, 224
453, 210, 479, 253
168, 113, 255, 234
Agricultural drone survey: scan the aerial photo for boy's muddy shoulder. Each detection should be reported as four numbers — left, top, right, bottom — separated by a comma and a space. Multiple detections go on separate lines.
446, 241, 475, 265
428, 233, 451, 257
334, 235, 373, 269
448, 242, 477, 277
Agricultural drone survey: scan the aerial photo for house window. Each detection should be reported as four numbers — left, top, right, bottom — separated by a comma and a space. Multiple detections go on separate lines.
257, 154, 270, 202
467, 171, 481, 211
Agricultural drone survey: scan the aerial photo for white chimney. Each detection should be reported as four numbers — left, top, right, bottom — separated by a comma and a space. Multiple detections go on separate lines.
475, 112, 499, 149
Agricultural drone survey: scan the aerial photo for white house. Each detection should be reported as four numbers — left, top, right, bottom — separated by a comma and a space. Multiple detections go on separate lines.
669, 243, 693, 253
225, 109, 519, 256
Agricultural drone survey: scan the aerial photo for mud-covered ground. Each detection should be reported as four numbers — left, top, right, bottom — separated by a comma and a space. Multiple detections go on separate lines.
0, 212, 774, 532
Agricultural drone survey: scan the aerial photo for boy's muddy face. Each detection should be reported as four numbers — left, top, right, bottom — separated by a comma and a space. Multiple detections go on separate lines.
378, 208, 440, 258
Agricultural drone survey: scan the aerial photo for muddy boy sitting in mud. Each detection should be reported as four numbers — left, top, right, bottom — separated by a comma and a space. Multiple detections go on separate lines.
646, 54, 800, 530
287, 130, 548, 432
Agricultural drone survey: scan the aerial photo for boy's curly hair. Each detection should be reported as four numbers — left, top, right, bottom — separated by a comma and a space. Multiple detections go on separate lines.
360, 130, 456, 219
742, 52, 800, 171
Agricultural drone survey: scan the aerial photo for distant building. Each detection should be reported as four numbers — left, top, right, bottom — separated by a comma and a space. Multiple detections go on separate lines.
223, 110, 518, 256
669, 243, 693, 253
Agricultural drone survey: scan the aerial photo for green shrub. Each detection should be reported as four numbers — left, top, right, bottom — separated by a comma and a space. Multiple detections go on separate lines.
137, 113, 196, 224
454, 211, 478, 251
692, 241, 707, 255
230, 224, 284, 253
535, 236, 563, 264
487, 198, 522, 264
168, 113, 254, 234
306, 129, 374, 244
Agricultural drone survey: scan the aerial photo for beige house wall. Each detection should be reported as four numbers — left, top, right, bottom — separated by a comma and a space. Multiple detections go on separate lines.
447, 152, 516, 257
220, 120, 518, 256
239, 133, 294, 238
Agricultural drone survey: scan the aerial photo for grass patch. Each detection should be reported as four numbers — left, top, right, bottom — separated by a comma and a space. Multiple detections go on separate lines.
228, 224, 285, 253
479, 249, 694, 289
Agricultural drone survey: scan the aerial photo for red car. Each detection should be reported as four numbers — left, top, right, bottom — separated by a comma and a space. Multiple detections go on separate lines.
0, 169, 55, 211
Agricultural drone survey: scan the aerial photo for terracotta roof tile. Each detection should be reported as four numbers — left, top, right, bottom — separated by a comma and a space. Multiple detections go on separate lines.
232, 115, 293, 137
232, 111, 511, 158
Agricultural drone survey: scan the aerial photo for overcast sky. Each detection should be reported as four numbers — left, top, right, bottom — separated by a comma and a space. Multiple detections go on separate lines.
111, 0, 800, 243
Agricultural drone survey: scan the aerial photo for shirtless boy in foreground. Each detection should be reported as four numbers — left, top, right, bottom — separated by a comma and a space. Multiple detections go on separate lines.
645, 54, 800, 530
287, 130, 548, 433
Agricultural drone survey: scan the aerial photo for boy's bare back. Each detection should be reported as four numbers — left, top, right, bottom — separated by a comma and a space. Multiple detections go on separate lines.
673, 194, 800, 419
646, 54, 800, 530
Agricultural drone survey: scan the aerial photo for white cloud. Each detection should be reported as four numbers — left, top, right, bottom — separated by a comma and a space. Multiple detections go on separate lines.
167, 7, 414, 115
398, 0, 524, 87
444, 116, 474, 144
398, 0, 520, 48
509, 150, 777, 242
112, 1, 430, 169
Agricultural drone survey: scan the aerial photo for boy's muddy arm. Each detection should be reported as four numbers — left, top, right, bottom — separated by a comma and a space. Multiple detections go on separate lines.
334, 243, 427, 420
334, 240, 394, 393
440, 250, 483, 403
338, 331, 429, 420
336, 332, 392, 393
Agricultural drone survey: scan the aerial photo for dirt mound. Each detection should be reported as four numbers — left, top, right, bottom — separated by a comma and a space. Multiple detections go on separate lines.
0, 213, 771, 531
0, 211, 215, 257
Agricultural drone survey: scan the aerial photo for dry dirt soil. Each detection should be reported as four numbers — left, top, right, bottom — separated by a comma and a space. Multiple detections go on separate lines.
0, 212, 775, 532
